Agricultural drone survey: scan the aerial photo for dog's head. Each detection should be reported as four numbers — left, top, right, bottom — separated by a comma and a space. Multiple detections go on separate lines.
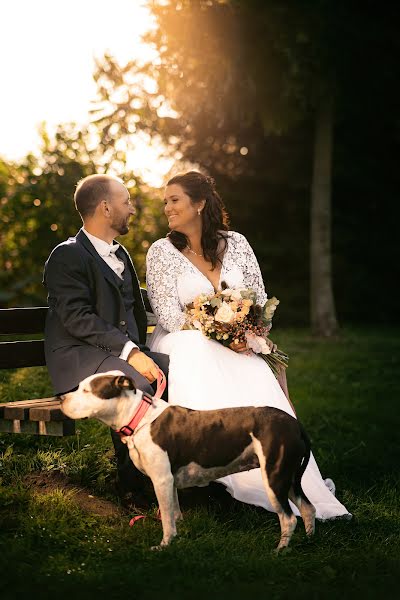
60, 370, 138, 422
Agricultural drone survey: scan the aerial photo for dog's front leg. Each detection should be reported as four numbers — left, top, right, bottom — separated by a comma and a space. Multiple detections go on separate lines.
173, 486, 183, 522
151, 474, 177, 550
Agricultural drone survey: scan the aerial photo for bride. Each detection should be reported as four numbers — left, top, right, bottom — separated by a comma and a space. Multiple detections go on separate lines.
146, 171, 350, 520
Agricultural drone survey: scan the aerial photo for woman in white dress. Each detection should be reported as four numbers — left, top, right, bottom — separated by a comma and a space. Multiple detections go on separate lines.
146, 171, 350, 521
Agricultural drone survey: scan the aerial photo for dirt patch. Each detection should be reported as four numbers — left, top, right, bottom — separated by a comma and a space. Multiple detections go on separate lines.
25, 472, 125, 518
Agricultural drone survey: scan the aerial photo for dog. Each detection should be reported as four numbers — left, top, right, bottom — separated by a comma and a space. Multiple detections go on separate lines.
60, 370, 316, 550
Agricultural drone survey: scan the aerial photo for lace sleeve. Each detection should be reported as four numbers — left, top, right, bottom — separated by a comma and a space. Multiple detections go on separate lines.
146, 240, 186, 333
235, 233, 268, 305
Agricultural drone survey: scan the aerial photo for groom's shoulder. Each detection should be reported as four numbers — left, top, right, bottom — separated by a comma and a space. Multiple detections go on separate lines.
46, 234, 83, 262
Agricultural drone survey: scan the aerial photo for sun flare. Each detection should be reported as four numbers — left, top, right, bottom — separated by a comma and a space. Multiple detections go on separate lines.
0, 0, 173, 187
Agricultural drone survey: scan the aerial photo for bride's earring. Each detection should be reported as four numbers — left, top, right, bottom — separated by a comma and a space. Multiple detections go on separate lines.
198, 209, 201, 215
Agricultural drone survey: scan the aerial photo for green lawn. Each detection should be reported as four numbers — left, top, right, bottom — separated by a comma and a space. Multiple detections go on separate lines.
0, 328, 399, 599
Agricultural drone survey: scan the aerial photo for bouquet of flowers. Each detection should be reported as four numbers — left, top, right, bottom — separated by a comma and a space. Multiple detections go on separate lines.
184, 284, 289, 377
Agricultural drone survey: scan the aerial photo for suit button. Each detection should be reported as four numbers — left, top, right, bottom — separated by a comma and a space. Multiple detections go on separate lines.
120, 320, 126, 326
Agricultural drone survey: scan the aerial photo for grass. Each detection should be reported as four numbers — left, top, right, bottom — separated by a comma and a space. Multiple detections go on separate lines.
0, 327, 399, 599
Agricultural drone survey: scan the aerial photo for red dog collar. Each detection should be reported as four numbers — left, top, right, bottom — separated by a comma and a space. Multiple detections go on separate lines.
117, 391, 153, 437
116, 368, 166, 437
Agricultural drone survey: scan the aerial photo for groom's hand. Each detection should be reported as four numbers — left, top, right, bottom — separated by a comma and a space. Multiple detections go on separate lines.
127, 349, 158, 383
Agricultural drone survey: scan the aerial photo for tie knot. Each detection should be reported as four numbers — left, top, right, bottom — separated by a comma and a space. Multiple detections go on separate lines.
108, 244, 119, 256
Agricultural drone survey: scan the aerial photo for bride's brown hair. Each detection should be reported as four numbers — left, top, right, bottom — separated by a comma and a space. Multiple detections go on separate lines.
166, 171, 230, 269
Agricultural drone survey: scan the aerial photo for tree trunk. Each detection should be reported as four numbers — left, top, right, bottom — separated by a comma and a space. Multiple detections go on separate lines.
310, 94, 339, 337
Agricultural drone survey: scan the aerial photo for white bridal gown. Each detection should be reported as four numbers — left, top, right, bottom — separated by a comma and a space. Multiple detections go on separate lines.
146, 232, 351, 520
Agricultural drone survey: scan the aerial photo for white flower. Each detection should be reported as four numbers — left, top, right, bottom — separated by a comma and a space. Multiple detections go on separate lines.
221, 288, 235, 296
193, 320, 202, 330
214, 302, 236, 324
223, 290, 242, 300
245, 332, 271, 354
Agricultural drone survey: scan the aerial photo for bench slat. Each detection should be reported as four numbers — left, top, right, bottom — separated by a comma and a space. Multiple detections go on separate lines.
0, 307, 48, 335
29, 404, 66, 422
0, 419, 75, 436
0, 291, 152, 335
0, 398, 68, 421
0, 397, 56, 408
0, 340, 45, 369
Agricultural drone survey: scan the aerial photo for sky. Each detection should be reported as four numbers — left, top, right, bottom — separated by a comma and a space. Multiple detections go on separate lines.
0, 0, 173, 186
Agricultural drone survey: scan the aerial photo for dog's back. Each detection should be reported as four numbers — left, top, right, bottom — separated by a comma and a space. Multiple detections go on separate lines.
150, 405, 309, 479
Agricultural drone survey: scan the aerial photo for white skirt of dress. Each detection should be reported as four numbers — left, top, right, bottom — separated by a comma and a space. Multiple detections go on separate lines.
152, 327, 351, 521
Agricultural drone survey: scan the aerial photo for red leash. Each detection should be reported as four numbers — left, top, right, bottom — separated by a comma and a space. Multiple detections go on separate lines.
153, 368, 166, 399
124, 369, 166, 528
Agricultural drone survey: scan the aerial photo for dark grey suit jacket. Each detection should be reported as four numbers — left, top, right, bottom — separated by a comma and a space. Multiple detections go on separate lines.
43, 229, 147, 395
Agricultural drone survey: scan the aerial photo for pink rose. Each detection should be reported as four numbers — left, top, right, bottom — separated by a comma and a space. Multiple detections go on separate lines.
245, 332, 271, 354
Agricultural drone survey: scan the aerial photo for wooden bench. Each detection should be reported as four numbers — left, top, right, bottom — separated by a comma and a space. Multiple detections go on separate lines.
0, 289, 156, 437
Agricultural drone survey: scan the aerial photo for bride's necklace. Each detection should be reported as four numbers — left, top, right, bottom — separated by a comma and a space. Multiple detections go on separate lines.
186, 244, 203, 257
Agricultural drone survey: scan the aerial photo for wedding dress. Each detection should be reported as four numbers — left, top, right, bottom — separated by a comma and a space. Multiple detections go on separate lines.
146, 232, 351, 520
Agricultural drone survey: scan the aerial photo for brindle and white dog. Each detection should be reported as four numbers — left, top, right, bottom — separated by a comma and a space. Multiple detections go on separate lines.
60, 370, 316, 550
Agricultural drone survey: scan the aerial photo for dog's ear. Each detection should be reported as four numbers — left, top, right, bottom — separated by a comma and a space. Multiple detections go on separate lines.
114, 375, 136, 392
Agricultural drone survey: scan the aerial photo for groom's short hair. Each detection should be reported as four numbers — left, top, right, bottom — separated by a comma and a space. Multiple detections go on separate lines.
74, 174, 114, 219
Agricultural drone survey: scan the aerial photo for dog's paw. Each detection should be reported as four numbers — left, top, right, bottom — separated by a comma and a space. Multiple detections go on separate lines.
151, 539, 171, 551
150, 535, 176, 550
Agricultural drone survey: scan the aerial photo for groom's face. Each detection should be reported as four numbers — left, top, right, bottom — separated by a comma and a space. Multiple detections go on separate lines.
107, 181, 134, 235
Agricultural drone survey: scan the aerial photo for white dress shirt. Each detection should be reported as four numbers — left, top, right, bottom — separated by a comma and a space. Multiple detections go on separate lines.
82, 228, 137, 359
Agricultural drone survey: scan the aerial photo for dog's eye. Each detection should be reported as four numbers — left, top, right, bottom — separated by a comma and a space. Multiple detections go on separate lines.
83, 389, 90, 394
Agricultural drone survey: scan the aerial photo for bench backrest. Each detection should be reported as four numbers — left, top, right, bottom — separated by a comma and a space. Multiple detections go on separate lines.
0, 307, 48, 369
0, 288, 154, 370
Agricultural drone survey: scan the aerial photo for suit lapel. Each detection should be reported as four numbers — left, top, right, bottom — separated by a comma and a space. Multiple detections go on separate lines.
117, 243, 146, 311
76, 229, 120, 290
117, 243, 147, 343
75, 230, 147, 343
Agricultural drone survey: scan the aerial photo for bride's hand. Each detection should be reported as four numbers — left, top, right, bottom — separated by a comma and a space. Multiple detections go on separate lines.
229, 340, 248, 353
265, 338, 277, 353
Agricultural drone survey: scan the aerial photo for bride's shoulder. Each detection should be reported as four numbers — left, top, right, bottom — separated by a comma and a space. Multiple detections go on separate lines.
149, 237, 171, 249
147, 237, 175, 258
225, 230, 248, 246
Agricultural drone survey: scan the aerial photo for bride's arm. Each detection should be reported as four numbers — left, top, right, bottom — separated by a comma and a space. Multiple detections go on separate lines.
146, 242, 186, 333
237, 233, 268, 306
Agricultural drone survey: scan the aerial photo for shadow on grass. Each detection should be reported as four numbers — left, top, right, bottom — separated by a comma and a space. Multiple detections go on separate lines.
0, 328, 400, 598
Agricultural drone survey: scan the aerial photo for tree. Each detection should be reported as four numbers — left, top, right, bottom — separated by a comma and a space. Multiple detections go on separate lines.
0, 123, 165, 307
90, 0, 399, 332
90, 0, 344, 335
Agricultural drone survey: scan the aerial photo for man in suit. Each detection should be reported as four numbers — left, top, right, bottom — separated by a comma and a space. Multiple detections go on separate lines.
43, 174, 169, 503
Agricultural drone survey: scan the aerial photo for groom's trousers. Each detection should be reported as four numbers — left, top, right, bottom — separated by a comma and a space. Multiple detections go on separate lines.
96, 350, 169, 500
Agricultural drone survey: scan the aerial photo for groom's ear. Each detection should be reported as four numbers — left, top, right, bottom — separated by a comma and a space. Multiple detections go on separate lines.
97, 199, 111, 219
114, 375, 136, 392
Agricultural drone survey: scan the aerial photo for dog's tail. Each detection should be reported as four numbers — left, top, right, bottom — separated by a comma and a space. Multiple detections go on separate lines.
292, 422, 311, 497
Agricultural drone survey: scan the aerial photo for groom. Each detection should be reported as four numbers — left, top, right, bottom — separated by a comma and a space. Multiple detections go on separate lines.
43, 174, 169, 503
